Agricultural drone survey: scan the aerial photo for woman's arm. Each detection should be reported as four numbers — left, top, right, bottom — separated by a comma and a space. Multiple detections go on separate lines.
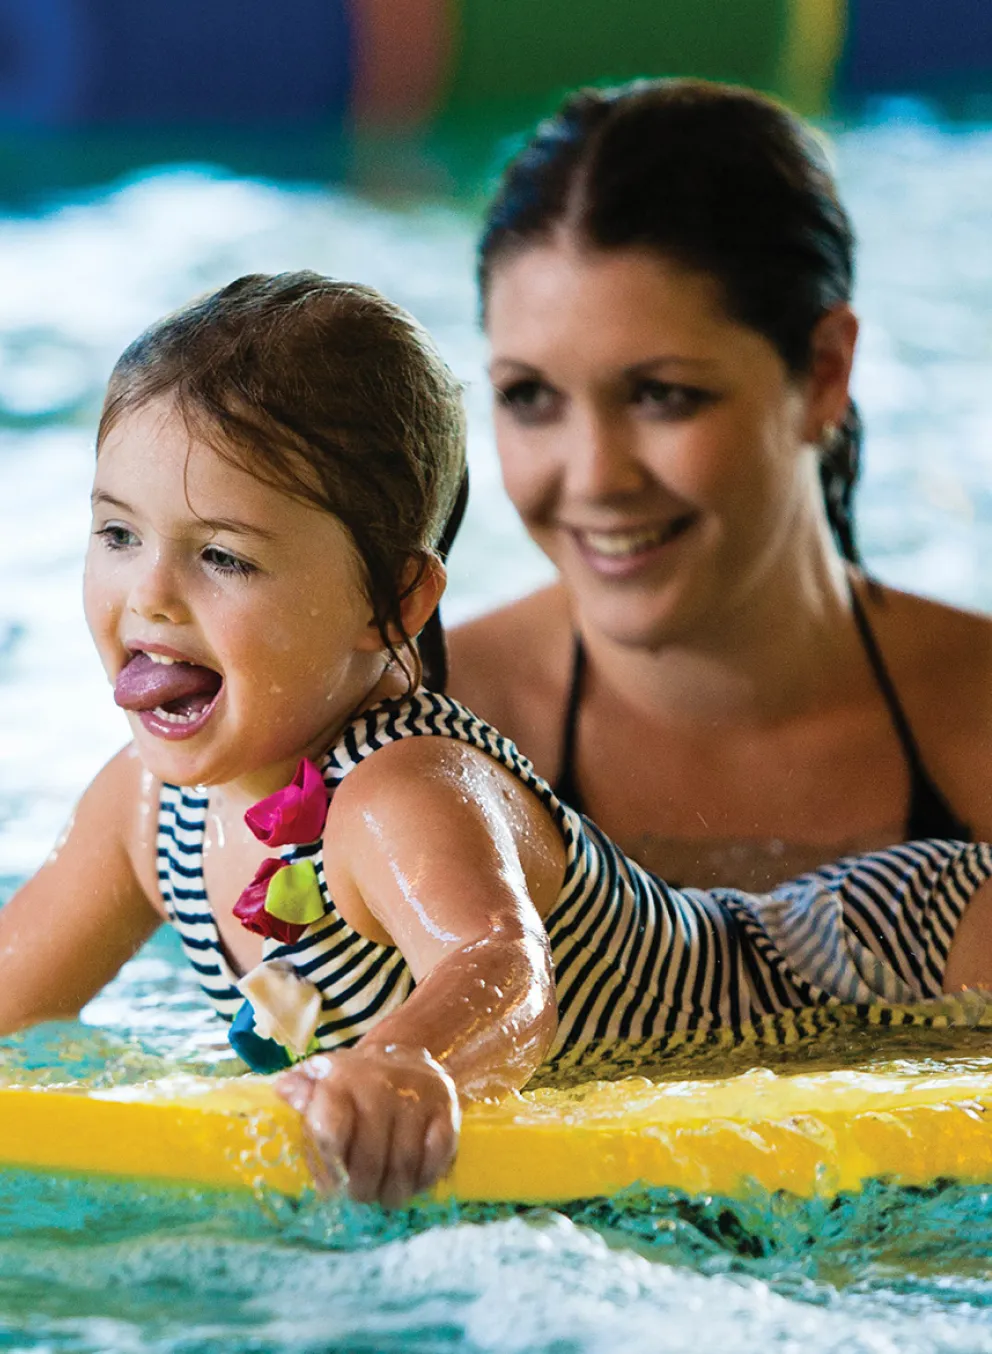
0, 746, 163, 1034
276, 734, 567, 1208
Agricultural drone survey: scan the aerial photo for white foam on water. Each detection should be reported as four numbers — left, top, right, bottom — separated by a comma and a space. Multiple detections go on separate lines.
2, 1211, 992, 1353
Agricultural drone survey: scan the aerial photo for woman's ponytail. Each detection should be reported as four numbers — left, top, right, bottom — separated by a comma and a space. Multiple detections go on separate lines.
818, 400, 863, 567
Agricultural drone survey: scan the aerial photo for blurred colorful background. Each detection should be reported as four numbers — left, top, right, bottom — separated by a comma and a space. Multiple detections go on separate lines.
0, 0, 991, 193
0, 5, 992, 1352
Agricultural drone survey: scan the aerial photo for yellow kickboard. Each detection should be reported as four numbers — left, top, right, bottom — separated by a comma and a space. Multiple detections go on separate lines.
0, 1065, 991, 1203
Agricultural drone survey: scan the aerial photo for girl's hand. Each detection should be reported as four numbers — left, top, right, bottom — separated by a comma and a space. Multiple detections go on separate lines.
275, 1043, 461, 1208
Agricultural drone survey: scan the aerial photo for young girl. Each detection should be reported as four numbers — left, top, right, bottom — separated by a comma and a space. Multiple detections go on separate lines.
2, 272, 991, 1210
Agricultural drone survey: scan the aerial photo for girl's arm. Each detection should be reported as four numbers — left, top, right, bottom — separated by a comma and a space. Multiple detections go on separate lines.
276, 734, 567, 1208
0, 746, 163, 1034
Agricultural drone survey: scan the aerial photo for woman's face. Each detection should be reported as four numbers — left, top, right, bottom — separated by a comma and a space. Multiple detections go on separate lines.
486, 243, 840, 649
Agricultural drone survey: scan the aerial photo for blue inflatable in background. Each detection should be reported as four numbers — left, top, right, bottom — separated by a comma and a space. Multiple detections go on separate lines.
0, 0, 352, 126
843, 0, 992, 96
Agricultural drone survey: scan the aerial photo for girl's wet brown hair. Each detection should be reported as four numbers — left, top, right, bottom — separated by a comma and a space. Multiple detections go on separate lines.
479, 79, 863, 565
98, 271, 467, 687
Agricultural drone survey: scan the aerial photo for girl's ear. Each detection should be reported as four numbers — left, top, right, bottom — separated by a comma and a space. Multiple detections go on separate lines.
400, 553, 447, 639
355, 554, 448, 651
801, 304, 859, 443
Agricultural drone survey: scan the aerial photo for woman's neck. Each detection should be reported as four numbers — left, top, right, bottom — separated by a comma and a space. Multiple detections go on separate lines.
577, 537, 858, 729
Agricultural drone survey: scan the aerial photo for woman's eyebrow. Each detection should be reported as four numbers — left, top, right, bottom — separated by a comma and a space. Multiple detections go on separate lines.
488, 355, 722, 378
624, 356, 722, 375
487, 358, 542, 378
90, 490, 276, 540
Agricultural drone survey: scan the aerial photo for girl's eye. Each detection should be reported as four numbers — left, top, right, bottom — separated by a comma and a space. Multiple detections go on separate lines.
633, 379, 714, 420
96, 523, 138, 550
494, 378, 559, 424
201, 545, 256, 578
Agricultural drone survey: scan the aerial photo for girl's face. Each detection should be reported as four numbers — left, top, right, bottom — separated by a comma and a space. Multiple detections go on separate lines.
84, 397, 387, 795
486, 243, 844, 649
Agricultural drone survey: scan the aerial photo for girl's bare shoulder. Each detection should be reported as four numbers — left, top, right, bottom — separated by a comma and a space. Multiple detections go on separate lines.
446, 584, 574, 776
83, 744, 165, 909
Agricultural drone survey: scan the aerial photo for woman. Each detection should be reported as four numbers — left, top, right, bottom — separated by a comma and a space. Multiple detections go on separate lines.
448, 79, 992, 891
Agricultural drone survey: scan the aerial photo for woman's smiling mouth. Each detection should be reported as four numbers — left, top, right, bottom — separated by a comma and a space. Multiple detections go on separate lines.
569, 514, 698, 574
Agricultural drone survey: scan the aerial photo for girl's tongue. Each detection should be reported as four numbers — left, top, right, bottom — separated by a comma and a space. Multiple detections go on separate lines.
114, 652, 222, 718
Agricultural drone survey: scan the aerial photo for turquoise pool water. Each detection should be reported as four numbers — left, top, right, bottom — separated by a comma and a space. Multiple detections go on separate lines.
1, 110, 992, 1350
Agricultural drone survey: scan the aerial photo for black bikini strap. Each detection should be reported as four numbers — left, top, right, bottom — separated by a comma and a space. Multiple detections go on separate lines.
849, 579, 970, 839
553, 636, 587, 812
849, 581, 930, 779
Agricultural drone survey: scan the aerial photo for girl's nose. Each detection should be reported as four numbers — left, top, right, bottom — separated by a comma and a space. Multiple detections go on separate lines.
128, 553, 189, 624
565, 409, 650, 501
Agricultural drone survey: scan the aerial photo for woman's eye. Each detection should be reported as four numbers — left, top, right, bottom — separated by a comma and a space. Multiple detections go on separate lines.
96, 523, 138, 550
633, 380, 714, 419
201, 545, 256, 578
495, 379, 559, 424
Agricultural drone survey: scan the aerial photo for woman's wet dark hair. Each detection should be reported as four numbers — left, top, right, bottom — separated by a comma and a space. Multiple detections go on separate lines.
478, 79, 863, 565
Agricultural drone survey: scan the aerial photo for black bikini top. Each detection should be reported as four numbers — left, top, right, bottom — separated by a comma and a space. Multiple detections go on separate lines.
553, 584, 971, 843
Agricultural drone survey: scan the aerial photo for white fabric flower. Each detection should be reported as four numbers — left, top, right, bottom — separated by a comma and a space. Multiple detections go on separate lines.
237, 959, 322, 1058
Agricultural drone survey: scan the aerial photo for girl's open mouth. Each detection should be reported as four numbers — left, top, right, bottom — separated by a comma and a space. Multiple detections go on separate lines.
114, 650, 224, 741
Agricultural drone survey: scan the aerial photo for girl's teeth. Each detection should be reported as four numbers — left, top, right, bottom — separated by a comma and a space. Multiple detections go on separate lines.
152, 706, 198, 724
147, 653, 177, 665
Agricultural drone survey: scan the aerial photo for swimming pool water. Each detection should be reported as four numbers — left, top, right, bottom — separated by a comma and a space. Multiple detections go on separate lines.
4, 941, 992, 1354
1, 112, 992, 1351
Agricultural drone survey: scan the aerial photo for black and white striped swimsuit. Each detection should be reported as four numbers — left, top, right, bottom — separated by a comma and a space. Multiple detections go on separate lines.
156, 690, 992, 1063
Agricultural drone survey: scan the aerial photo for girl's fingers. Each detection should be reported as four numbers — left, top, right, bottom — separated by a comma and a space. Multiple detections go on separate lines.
276, 1048, 462, 1206
301, 1079, 355, 1195
273, 1068, 315, 1115
343, 1099, 393, 1204
379, 1106, 429, 1210
417, 1111, 459, 1195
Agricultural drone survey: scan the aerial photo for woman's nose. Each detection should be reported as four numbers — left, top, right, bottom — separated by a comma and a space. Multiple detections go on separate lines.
127, 552, 189, 624
565, 409, 649, 501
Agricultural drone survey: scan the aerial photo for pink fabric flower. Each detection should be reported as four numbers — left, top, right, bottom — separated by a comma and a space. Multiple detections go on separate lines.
233, 857, 308, 945
244, 758, 328, 847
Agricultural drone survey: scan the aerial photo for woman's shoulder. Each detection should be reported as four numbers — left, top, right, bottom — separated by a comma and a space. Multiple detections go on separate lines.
868, 583, 992, 833
870, 584, 992, 690
446, 584, 574, 778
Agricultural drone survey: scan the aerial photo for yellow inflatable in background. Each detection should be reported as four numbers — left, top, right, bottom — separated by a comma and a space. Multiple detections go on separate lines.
1, 1063, 991, 1203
